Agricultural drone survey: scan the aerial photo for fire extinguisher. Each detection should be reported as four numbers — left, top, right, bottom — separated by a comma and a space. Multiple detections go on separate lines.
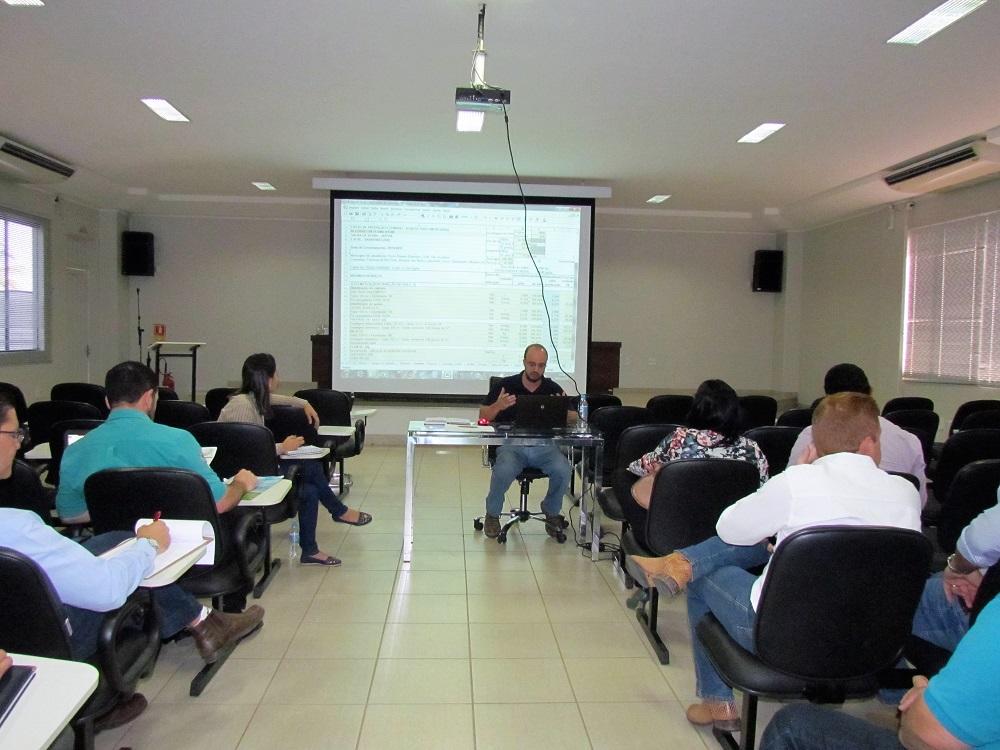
162, 370, 175, 390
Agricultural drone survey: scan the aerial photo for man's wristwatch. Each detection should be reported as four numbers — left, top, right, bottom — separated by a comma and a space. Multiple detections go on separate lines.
141, 536, 160, 552
946, 552, 974, 575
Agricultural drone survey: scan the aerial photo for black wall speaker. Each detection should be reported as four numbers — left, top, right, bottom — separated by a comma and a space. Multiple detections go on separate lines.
752, 249, 783, 293
121, 231, 155, 276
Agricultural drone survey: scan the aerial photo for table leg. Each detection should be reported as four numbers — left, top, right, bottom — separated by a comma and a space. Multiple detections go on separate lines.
590, 442, 602, 561
403, 435, 415, 563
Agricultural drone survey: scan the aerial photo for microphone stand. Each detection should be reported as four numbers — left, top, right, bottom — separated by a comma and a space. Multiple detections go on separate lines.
137, 288, 149, 366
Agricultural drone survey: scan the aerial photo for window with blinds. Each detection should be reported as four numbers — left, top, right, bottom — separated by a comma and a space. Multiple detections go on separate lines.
903, 209, 999, 385
0, 209, 46, 355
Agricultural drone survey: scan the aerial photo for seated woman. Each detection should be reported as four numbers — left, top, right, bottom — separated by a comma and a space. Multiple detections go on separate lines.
218, 353, 371, 566
621, 379, 768, 544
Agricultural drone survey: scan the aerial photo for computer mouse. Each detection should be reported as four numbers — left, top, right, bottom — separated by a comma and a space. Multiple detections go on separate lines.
477, 418, 490, 426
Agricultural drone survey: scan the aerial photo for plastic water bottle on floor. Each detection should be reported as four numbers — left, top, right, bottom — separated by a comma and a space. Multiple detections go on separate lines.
288, 518, 300, 561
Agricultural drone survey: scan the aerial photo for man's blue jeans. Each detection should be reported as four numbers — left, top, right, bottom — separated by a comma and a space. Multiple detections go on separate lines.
281, 459, 349, 557
911, 572, 970, 652
761, 704, 902, 749
680, 535, 771, 701
65, 532, 203, 660
484, 444, 571, 518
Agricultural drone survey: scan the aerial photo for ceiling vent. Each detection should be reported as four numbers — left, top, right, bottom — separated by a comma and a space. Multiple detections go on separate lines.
884, 140, 1000, 194
0, 136, 75, 184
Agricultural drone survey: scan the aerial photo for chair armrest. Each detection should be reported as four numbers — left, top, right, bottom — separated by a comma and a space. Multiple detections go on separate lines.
231, 509, 265, 586
96, 591, 160, 693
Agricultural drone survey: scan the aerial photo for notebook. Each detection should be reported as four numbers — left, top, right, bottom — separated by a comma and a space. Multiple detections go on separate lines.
0, 664, 36, 728
513, 395, 571, 429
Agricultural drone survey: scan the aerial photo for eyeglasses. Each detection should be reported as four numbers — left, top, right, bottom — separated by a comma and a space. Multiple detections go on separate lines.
0, 428, 28, 444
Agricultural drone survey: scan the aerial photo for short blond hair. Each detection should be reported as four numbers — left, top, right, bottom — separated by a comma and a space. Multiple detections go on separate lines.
812, 392, 880, 456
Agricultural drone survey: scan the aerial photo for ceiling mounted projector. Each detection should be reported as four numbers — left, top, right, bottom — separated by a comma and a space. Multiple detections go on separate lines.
455, 4, 510, 132
455, 87, 510, 110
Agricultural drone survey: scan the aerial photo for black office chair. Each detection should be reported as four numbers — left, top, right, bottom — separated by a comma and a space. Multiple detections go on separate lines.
0, 545, 160, 750
588, 405, 650, 486
294, 388, 363, 494
154, 399, 211, 430
645, 394, 693, 424
0, 381, 29, 424
84, 467, 265, 696
0, 458, 54, 519
961, 409, 1000, 430
24, 400, 103, 449
204, 387, 237, 420
883, 409, 939, 464
929, 428, 1000, 509
581, 393, 622, 412
742, 425, 803, 476
949, 399, 1000, 435
935, 459, 1000, 553
189, 421, 292, 598
882, 396, 934, 416
775, 407, 813, 429
472, 464, 568, 544
48, 418, 104, 489
623, 458, 761, 664
738, 395, 778, 431
51, 383, 110, 418
696, 526, 932, 750
156, 386, 179, 401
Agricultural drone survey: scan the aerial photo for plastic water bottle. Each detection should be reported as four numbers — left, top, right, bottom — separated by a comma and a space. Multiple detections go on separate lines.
288, 518, 300, 561
578, 393, 589, 430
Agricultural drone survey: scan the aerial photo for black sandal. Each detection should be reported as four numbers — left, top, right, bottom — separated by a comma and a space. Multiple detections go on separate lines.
333, 510, 373, 527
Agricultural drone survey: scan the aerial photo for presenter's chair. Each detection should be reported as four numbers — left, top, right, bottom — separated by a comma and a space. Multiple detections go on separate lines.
473, 464, 567, 544
695, 526, 931, 750
0, 545, 160, 750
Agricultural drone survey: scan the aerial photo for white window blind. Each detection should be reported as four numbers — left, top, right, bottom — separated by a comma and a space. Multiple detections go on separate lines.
0, 209, 46, 353
903, 209, 1000, 385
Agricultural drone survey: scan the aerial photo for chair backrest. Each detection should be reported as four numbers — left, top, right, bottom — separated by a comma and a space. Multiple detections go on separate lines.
739, 395, 778, 431
154, 399, 211, 429
589, 405, 650, 476
293, 388, 352, 426
85, 467, 231, 560
50, 382, 109, 417
933, 428, 1000, 503
188, 421, 278, 478
25, 400, 103, 446
204, 387, 238, 420
753, 526, 931, 680
267, 404, 320, 445
0, 459, 52, 519
884, 409, 940, 463
48, 418, 104, 487
936, 459, 1000, 553
583, 393, 622, 412
0, 545, 73, 659
157, 386, 179, 401
961, 410, 1000, 430
776, 407, 814, 429
882, 396, 934, 416
742, 425, 803, 476
950, 400, 1000, 435
645, 394, 693, 424
0, 381, 29, 424
645, 458, 760, 554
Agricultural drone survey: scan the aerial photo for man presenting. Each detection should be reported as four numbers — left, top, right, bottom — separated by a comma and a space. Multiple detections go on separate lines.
479, 344, 572, 539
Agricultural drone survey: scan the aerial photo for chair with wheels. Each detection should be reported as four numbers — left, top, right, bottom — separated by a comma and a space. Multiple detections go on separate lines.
738, 395, 777, 431
882, 396, 934, 415
204, 387, 237, 420
84, 467, 265, 696
0, 545, 160, 750
645, 394, 693, 424
775, 407, 813, 429
154, 399, 211, 430
949, 399, 1000, 435
624, 458, 761, 664
473, 465, 566, 544
741, 425, 803, 476
51, 383, 110, 418
695, 526, 932, 750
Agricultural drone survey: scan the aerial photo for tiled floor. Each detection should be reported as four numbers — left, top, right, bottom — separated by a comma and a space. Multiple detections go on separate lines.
96, 445, 897, 749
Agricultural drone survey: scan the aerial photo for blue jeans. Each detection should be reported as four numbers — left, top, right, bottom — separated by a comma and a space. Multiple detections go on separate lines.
65, 532, 203, 660
680, 535, 771, 701
485, 444, 571, 518
911, 572, 970, 652
282, 459, 349, 557
761, 704, 901, 750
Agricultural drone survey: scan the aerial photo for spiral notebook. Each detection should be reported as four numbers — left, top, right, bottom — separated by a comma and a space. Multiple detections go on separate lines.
0, 665, 36, 728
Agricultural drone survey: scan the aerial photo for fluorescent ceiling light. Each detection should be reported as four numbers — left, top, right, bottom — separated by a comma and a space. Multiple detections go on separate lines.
646, 195, 671, 203
252, 181, 276, 191
888, 0, 988, 44
3, 0, 45, 5
456, 110, 485, 132
140, 98, 189, 122
738, 123, 785, 144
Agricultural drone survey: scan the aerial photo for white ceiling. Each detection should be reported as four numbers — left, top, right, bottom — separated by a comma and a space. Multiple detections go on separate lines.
2, 0, 1000, 231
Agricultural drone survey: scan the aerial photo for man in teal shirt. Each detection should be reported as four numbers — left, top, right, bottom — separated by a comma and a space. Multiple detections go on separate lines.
56, 361, 256, 523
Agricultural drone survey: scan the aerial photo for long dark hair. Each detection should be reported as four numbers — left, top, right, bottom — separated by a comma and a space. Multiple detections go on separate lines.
239, 353, 276, 418
686, 379, 741, 442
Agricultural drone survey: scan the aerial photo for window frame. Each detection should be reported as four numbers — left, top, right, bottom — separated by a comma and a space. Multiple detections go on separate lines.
0, 206, 51, 365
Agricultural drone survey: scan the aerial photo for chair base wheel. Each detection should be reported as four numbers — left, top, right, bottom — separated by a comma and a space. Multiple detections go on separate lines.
555, 532, 566, 543
496, 532, 508, 544
473, 519, 484, 531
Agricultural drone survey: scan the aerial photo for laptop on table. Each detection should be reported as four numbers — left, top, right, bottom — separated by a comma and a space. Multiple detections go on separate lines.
512, 395, 571, 429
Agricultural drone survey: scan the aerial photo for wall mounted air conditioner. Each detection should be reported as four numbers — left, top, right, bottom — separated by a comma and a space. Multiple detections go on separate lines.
884, 140, 1000, 194
0, 136, 75, 184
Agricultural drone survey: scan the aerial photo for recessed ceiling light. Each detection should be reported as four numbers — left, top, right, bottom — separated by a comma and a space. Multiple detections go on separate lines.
738, 123, 785, 144
140, 98, 189, 122
456, 110, 486, 132
646, 195, 671, 204
3, 0, 45, 5
252, 182, 276, 191
888, 0, 988, 45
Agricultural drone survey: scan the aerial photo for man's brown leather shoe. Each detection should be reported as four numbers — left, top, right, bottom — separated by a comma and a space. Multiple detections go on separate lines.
188, 605, 264, 663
